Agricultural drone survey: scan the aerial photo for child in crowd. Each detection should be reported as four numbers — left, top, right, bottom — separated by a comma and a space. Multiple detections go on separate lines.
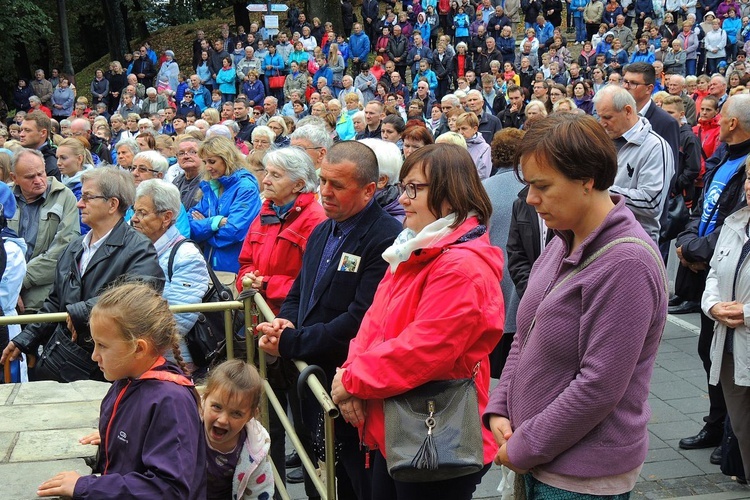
36, 282, 206, 499
202, 359, 274, 500
456, 111, 491, 180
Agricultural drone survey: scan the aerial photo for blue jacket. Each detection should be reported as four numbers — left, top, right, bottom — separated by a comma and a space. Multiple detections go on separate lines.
216, 67, 236, 95
570, 0, 587, 18
724, 17, 741, 43
313, 65, 334, 87
191, 85, 212, 112
630, 50, 655, 64
412, 69, 438, 91
407, 45, 433, 76
454, 13, 470, 37
497, 36, 517, 63
415, 21, 431, 41
242, 79, 266, 106
263, 52, 285, 75
536, 21, 554, 44
350, 31, 371, 60
189, 169, 261, 273
73, 361, 206, 499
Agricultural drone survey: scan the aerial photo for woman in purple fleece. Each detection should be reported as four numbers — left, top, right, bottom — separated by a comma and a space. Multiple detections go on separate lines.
484, 114, 668, 498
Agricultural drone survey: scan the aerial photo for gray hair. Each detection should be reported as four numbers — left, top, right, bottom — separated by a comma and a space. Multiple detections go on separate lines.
724, 94, 750, 132
146, 87, 157, 96
441, 94, 461, 107
133, 150, 169, 175
352, 111, 365, 122
296, 116, 327, 128
592, 84, 637, 112
206, 124, 233, 139
135, 179, 182, 218
262, 147, 319, 193
137, 118, 153, 128
60, 119, 72, 128
252, 125, 276, 143
110, 113, 124, 123
358, 139, 402, 186
72, 117, 92, 132
289, 124, 333, 150
116, 138, 140, 155
81, 168, 135, 215
29, 96, 41, 106
467, 89, 483, 99
222, 120, 240, 135
11, 148, 44, 173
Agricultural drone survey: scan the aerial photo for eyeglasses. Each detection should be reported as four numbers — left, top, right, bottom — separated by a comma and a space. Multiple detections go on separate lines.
80, 194, 110, 203
397, 182, 428, 199
177, 150, 198, 157
127, 165, 160, 174
132, 209, 165, 219
622, 79, 649, 89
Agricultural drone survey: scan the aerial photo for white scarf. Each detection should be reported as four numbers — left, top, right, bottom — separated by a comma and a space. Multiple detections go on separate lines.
382, 213, 460, 274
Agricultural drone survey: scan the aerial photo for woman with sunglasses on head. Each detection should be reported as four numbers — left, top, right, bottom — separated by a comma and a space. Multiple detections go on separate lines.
330, 143, 504, 499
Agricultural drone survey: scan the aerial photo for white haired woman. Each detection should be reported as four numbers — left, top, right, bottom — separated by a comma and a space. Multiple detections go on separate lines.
132, 179, 209, 373
236, 146, 326, 488
127, 150, 191, 237
359, 138, 406, 222
251, 125, 276, 153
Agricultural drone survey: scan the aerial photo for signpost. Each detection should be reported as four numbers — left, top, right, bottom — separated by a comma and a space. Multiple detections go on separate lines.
270, 4, 289, 12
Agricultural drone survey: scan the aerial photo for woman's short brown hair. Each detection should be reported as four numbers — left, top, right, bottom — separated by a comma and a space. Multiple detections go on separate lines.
402, 125, 435, 146
400, 143, 492, 227
491, 128, 526, 170
513, 114, 617, 191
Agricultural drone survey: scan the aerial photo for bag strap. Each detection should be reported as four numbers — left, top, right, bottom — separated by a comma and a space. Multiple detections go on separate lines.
168, 238, 227, 299
525, 237, 668, 341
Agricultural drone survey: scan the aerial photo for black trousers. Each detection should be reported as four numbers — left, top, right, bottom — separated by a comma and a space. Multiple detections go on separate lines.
700, 311, 728, 436
371, 450, 490, 500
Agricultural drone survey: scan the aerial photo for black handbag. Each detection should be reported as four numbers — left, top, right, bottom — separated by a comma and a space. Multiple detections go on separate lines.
384, 377, 484, 482
35, 328, 101, 382
168, 240, 231, 368
660, 193, 690, 242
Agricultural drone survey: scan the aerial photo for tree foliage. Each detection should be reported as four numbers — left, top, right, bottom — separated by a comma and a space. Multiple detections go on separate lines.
0, 0, 53, 88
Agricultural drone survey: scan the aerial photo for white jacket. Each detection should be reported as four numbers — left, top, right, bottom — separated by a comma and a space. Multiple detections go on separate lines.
233, 418, 274, 499
703, 206, 750, 387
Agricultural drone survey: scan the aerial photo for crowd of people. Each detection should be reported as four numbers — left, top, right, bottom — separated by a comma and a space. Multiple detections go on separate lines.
0, 0, 749, 497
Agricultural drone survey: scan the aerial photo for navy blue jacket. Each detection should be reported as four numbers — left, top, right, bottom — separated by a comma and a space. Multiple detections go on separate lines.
73, 361, 206, 499
277, 201, 401, 438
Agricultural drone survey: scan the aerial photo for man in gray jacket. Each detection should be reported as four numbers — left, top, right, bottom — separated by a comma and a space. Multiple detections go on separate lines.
8, 149, 80, 312
594, 85, 674, 243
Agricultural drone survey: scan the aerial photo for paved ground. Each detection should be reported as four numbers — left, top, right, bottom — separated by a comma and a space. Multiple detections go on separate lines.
3, 311, 750, 499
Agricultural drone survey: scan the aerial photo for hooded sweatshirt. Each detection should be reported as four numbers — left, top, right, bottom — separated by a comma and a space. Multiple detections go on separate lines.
466, 133, 492, 180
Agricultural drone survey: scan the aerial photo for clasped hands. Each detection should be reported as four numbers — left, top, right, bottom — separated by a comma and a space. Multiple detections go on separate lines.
257, 318, 294, 357
676, 246, 708, 274
488, 415, 528, 474
331, 368, 366, 427
709, 301, 746, 329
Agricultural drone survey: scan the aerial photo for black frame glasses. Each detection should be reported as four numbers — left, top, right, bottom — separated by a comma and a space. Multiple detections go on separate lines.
398, 182, 429, 199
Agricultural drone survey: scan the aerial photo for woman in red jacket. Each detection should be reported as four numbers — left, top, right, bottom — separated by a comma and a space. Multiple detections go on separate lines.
331, 143, 505, 500
236, 146, 325, 490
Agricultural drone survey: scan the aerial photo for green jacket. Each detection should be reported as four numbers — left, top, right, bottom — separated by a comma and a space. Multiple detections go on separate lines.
9, 177, 81, 311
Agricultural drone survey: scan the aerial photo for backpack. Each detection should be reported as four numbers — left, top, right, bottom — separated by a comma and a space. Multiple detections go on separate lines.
168, 239, 232, 368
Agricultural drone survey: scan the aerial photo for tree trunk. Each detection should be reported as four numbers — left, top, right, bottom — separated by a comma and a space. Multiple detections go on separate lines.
57, 0, 75, 76
131, 0, 150, 40
233, 1, 250, 32
307, 0, 343, 35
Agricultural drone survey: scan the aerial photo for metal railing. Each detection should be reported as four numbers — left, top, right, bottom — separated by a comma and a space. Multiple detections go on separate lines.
0, 282, 338, 500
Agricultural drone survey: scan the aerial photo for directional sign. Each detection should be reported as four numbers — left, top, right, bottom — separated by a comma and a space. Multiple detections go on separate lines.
271, 4, 289, 12
246, 3, 267, 12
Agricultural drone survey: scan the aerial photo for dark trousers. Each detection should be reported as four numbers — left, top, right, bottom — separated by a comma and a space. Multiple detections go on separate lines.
269, 383, 318, 499
336, 434, 373, 500
371, 450, 490, 500
700, 311, 728, 436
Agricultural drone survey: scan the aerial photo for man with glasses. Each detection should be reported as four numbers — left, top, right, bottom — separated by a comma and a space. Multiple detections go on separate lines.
290, 124, 334, 169
8, 149, 79, 313
1, 168, 163, 382
173, 137, 204, 210
622, 62, 680, 168
593, 84, 674, 243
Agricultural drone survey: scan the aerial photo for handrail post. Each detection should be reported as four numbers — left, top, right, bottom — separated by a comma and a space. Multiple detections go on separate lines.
324, 412, 336, 500
224, 308, 234, 360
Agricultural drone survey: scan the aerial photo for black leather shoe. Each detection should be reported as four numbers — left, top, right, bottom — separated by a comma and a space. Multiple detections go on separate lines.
679, 429, 723, 450
669, 301, 701, 315
669, 294, 683, 307
710, 446, 723, 465
287, 467, 305, 484
286, 451, 301, 468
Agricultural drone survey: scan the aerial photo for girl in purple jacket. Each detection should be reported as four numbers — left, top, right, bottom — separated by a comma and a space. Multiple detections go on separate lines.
37, 282, 206, 499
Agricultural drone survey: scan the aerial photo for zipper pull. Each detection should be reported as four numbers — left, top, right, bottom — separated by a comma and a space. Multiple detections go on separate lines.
365, 448, 371, 469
